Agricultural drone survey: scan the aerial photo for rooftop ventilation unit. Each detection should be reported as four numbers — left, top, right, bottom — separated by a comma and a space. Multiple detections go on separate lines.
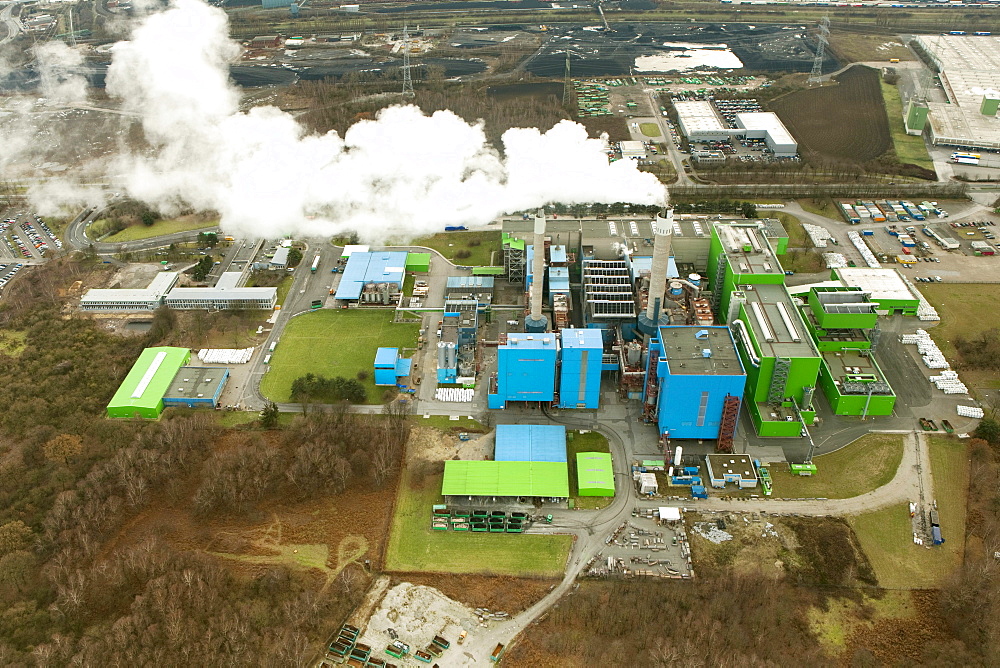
751, 302, 775, 342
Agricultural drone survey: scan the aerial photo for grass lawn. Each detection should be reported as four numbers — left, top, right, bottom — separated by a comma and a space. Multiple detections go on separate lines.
385, 468, 572, 577
275, 276, 294, 306
96, 218, 219, 242
807, 591, 916, 655
567, 431, 613, 510
828, 31, 912, 64
773, 211, 810, 248
770, 433, 904, 499
639, 122, 661, 137
409, 231, 501, 267
880, 80, 934, 171
918, 283, 1000, 388
796, 198, 836, 218
848, 436, 968, 588
413, 415, 486, 432
260, 309, 419, 404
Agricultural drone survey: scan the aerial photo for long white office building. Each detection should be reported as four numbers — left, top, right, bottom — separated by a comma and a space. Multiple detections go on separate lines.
81, 272, 276, 312
80, 272, 179, 312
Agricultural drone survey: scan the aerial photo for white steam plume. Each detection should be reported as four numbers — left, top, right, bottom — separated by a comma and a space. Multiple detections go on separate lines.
100, 0, 663, 241
34, 41, 89, 106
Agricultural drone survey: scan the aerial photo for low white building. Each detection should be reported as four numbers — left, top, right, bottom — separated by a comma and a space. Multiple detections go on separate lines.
674, 101, 730, 141
164, 273, 276, 310
734, 112, 798, 157
619, 140, 647, 159
80, 272, 179, 311
270, 247, 290, 268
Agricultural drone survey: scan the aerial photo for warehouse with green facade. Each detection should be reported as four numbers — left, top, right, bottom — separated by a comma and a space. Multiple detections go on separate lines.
107, 347, 191, 419
799, 287, 896, 416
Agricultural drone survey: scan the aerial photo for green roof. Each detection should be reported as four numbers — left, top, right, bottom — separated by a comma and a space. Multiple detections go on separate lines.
405, 253, 431, 271
108, 347, 190, 416
576, 452, 615, 496
472, 266, 506, 275
442, 461, 569, 498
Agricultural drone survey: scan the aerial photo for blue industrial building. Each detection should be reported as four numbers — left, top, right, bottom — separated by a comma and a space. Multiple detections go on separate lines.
334, 251, 408, 301
494, 424, 567, 462
488, 333, 558, 408
374, 347, 411, 386
557, 328, 603, 409
644, 326, 746, 440
161, 367, 230, 409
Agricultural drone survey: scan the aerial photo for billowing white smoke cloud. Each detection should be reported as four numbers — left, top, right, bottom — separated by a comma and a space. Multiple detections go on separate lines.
35, 41, 89, 105
103, 0, 664, 241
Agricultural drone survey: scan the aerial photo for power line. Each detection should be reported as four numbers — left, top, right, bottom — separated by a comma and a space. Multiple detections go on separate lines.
402, 23, 414, 98
808, 16, 830, 85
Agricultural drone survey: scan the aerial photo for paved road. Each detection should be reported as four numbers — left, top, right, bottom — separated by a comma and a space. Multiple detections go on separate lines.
0, 3, 20, 46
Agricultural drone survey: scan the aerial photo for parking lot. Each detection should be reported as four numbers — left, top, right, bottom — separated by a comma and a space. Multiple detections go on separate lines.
581, 509, 693, 579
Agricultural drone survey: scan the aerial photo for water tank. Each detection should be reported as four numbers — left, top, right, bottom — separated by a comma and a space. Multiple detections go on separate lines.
626, 342, 641, 366
669, 281, 683, 296
437, 342, 447, 367
446, 342, 457, 367
688, 273, 701, 287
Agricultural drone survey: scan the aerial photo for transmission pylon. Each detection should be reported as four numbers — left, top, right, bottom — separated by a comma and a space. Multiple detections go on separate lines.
402, 23, 414, 98
808, 16, 830, 85
562, 50, 572, 107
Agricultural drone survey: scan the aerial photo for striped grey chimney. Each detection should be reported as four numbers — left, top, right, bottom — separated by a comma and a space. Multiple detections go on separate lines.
645, 208, 674, 322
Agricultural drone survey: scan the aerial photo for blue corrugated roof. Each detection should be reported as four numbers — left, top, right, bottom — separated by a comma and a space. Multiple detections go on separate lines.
374, 347, 399, 367
549, 267, 570, 295
629, 255, 679, 280
446, 276, 495, 289
561, 328, 603, 350
395, 358, 412, 377
505, 333, 558, 350
495, 424, 567, 462
550, 245, 567, 264
335, 251, 408, 299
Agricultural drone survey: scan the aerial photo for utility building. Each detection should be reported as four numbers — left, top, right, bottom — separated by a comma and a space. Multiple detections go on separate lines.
334, 251, 407, 303
162, 367, 230, 409
729, 283, 821, 438
576, 452, 615, 497
705, 454, 758, 489
557, 328, 603, 409
799, 287, 896, 416
488, 333, 558, 408
374, 347, 411, 386
644, 326, 745, 443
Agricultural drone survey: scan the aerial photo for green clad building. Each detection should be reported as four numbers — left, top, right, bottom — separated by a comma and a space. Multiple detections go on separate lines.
799, 287, 896, 416
107, 347, 191, 419
708, 222, 787, 322
442, 461, 569, 501
576, 452, 615, 497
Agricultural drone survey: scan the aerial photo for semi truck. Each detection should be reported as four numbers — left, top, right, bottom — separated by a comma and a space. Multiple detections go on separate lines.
310, 255, 320, 273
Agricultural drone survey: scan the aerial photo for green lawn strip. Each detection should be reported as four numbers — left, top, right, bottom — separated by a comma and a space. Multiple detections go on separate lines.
770, 433, 904, 499
880, 80, 934, 170
408, 231, 501, 267
639, 122, 661, 137
772, 211, 810, 248
98, 218, 219, 242
385, 468, 571, 577
413, 415, 485, 432
566, 431, 613, 510
260, 310, 419, 404
847, 436, 968, 588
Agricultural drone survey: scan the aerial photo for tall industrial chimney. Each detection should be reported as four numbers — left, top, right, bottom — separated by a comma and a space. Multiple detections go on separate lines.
637, 208, 674, 337
525, 209, 548, 333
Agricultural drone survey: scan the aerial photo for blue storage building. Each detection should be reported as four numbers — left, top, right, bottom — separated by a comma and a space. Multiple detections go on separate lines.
162, 367, 230, 409
488, 333, 558, 409
645, 326, 746, 440
334, 251, 408, 301
557, 328, 603, 409
494, 424, 567, 462
374, 347, 411, 386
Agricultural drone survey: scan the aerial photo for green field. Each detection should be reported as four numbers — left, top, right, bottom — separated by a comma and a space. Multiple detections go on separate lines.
771, 433, 905, 499
848, 436, 968, 589
260, 310, 419, 404
95, 218, 219, 242
880, 80, 934, 171
567, 431, 613, 510
413, 415, 486, 432
773, 211, 810, 248
385, 469, 572, 577
919, 283, 1000, 388
409, 231, 501, 266
639, 122, 661, 137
